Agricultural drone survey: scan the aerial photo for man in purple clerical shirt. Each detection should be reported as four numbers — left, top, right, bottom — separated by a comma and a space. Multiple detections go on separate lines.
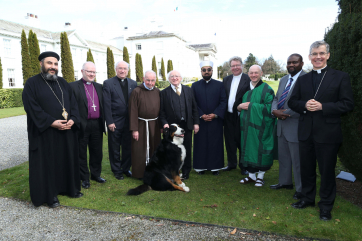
70, 62, 106, 189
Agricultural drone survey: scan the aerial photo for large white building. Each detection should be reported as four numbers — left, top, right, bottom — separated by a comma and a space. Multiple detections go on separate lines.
0, 17, 123, 89
0, 16, 218, 88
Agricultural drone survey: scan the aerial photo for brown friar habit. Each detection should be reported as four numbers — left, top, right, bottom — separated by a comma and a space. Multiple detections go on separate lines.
129, 84, 161, 178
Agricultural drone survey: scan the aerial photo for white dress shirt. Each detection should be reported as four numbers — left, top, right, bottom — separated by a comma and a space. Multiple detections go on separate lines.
228, 74, 242, 113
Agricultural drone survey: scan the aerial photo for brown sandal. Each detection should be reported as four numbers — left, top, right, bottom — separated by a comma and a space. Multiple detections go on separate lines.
255, 178, 265, 187
240, 177, 256, 184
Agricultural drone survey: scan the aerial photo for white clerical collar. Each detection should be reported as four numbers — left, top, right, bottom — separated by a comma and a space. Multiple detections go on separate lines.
289, 69, 303, 81
313, 65, 327, 74
233, 73, 242, 79
205, 79, 211, 83
86, 81, 92, 85
143, 82, 154, 90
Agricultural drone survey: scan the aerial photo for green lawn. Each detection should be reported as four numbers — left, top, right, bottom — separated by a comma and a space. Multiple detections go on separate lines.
0, 134, 361, 240
0, 107, 25, 119
264, 80, 280, 93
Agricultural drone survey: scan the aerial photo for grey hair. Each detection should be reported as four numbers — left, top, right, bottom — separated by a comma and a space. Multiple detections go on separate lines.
167, 70, 183, 80
228, 56, 243, 67
144, 70, 156, 78
115, 60, 130, 70
82, 61, 96, 70
309, 41, 330, 55
248, 65, 262, 72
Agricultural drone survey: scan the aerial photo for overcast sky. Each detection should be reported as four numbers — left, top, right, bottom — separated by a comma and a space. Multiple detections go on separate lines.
0, 0, 339, 68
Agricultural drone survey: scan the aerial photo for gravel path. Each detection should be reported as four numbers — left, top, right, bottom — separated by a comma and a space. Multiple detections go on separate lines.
0, 115, 306, 241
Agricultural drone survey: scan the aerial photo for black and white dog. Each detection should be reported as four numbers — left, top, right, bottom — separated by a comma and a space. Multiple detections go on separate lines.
127, 124, 189, 195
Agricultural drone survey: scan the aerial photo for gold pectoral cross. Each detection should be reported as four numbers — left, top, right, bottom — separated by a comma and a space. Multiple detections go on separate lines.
62, 108, 69, 120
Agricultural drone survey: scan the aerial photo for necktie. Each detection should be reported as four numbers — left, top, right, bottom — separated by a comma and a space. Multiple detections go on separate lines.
175, 86, 181, 96
277, 78, 293, 109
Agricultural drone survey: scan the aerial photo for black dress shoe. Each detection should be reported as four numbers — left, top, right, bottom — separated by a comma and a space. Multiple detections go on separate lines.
198, 171, 205, 175
291, 200, 315, 209
270, 183, 294, 190
123, 170, 132, 177
82, 180, 90, 189
91, 176, 106, 183
240, 169, 249, 175
320, 209, 332, 221
115, 173, 124, 180
212, 171, 220, 176
293, 192, 303, 200
74, 192, 84, 198
223, 166, 236, 171
48, 196, 60, 208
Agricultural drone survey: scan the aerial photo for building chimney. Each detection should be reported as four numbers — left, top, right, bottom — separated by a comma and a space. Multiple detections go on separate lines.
64, 22, 71, 29
24, 13, 40, 28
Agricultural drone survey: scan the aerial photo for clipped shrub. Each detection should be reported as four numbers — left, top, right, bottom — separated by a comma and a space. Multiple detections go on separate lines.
0, 89, 24, 108
157, 81, 170, 89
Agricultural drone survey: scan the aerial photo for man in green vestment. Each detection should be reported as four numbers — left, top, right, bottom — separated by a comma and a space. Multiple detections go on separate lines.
238, 65, 276, 187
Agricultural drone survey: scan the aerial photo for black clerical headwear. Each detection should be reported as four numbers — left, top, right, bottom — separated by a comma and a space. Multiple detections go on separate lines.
38, 51, 60, 61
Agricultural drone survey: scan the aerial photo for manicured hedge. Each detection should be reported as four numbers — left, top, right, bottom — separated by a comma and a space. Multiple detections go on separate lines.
158, 81, 170, 89
0, 89, 24, 108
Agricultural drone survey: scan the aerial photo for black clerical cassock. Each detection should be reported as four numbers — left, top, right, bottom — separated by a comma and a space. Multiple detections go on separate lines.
22, 74, 81, 207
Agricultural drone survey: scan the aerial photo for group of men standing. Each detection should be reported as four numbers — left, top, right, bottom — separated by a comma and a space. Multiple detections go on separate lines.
23, 40, 353, 222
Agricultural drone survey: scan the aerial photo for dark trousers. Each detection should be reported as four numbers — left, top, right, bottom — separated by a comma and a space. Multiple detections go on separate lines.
299, 135, 340, 211
179, 121, 192, 176
224, 112, 243, 169
108, 126, 132, 175
79, 119, 103, 181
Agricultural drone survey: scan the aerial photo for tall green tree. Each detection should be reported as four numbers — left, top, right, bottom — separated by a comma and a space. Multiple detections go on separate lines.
123, 46, 131, 78
151, 56, 159, 86
60, 32, 75, 83
244, 53, 258, 72
0, 57, 3, 89
324, 0, 362, 180
161, 58, 166, 80
135, 53, 142, 82
21, 29, 32, 85
139, 54, 144, 82
262, 55, 281, 75
167, 60, 173, 73
170, 60, 173, 71
107, 47, 115, 79
86, 49, 96, 82
29, 30, 41, 76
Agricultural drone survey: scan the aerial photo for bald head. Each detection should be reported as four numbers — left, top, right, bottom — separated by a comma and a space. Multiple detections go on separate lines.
81, 61, 96, 82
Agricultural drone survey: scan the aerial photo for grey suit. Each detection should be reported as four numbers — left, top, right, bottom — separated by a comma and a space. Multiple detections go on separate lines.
271, 70, 306, 192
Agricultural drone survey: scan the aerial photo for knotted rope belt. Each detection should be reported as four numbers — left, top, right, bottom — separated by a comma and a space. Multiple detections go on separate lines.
138, 117, 158, 165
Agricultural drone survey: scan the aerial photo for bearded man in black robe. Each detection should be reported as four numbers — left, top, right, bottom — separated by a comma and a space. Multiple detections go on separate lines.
22, 51, 83, 208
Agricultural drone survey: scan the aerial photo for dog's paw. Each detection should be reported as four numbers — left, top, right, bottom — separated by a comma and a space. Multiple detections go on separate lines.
183, 186, 190, 192
179, 182, 186, 188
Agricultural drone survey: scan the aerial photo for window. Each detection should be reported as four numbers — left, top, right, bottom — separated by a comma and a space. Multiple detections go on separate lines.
41, 44, 47, 53
3, 39, 11, 55
74, 71, 78, 81
136, 44, 141, 50
158, 62, 162, 76
8, 69, 15, 87
71, 48, 77, 58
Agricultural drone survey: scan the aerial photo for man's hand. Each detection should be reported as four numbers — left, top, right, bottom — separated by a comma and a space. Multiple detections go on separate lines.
63, 119, 74, 129
306, 99, 322, 112
237, 102, 250, 111
51, 120, 68, 130
132, 131, 139, 141
201, 114, 208, 121
202, 113, 216, 122
163, 124, 169, 129
194, 124, 199, 134
108, 123, 116, 132
272, 109, 290, 120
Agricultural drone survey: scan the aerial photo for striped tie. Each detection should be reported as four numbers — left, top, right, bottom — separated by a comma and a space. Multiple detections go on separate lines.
277, 78, 293, 109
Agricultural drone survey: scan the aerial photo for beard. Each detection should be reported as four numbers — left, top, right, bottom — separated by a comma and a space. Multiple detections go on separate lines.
202, 74, 212, 80
41, 65, 58, 81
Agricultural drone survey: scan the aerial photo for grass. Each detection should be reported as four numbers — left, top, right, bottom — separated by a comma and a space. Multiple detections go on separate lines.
0, 107, 26, 119
264, 80, 280, 93
1, 135, 361, 240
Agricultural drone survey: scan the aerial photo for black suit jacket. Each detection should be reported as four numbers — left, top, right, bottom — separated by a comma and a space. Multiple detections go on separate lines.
289, 67, 354, 143
159, 84, 200, 131
102, 77, 137, 129
223, 73, 251, 115
69, 79, 105, 138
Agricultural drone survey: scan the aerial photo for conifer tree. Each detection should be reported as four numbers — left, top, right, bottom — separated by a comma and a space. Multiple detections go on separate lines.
29, 31, 41, 76
107, 47, 116, 79
151, 56, 159, 86
324, 0, 362, 180
0, 57, 3, 89
170, 60, 173, 71
60, 32, 75, 83
161, 57, 166, 80
139, 54, 144, 82
135, 53, 143, 82
123, 46, 131, 78
86, 49, 96, 82
21, 29, 32, 85
167, 60, 171, 73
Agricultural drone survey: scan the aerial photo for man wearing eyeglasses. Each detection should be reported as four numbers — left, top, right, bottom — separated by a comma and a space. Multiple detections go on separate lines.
159, 70, 200, 180
222, 56, 251, 175
70, 62, 106, 189
191, 61, 227, 176
103, 61, 137, 180
289, 41, 354, 221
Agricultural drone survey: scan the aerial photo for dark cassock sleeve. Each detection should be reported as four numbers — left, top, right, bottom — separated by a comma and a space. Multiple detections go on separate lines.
212, 83, 227, 119
22, 78, 56, 133
102, 80, 114, 126
191, 83, 204, 117
129, 89, 139, 132
288, 77, 307, 115
190, 88, 200, 125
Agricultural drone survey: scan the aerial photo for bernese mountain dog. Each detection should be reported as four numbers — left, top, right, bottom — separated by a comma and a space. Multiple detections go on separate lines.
127, 124, 189, 195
